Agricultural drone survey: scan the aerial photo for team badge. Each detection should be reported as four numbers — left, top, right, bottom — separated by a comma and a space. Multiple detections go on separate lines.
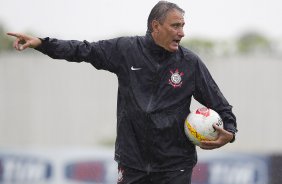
169, 69, 184, 88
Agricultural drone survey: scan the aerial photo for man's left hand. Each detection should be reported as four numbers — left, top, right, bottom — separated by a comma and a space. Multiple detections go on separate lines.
199, 124, 234, 150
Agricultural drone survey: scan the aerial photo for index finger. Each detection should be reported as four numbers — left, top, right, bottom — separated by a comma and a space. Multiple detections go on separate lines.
6, 32, 21, 38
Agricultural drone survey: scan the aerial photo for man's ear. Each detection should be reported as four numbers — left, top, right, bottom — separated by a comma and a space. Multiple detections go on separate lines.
151, 20, 160, 33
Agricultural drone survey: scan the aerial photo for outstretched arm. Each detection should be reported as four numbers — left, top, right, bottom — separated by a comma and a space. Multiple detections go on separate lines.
7, 32, 93, 63
7, 32, 42, 51
6, 32, 123, 73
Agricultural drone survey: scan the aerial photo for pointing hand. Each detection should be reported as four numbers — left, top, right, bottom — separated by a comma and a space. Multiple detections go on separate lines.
6, 32, 42, 51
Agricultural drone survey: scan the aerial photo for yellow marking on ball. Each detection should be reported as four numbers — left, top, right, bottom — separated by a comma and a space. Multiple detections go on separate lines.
185, 120, 208, 141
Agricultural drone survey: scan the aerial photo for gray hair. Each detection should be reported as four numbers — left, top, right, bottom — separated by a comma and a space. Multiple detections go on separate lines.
147, 1, 185, 33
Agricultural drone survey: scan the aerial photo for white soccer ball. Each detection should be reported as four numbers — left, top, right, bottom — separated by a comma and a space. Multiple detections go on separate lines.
184, 107, 223, 146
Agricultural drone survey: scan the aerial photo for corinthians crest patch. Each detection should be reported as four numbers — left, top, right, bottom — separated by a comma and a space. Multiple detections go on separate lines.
168, 69, 184, 88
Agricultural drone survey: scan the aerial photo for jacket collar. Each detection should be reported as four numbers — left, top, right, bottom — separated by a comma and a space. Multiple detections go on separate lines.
144, 31, 174, 60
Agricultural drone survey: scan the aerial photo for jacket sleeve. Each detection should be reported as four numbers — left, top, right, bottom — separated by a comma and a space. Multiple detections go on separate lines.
35, 37, 122, 73
193, 56, 237, 135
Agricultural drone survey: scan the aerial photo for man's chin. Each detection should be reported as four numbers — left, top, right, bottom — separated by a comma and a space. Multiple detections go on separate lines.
168, 46, 179, 52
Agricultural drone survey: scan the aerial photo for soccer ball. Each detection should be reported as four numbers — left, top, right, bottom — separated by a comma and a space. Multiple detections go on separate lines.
184, 107, 223, 146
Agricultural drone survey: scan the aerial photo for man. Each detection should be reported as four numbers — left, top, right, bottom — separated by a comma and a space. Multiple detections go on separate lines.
7, 1, 237, 184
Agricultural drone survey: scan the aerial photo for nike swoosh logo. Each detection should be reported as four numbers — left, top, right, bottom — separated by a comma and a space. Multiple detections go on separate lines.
131, 66, 142, 71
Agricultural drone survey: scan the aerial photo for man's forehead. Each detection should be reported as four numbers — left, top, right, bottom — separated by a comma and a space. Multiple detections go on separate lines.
165, 9, 185, 22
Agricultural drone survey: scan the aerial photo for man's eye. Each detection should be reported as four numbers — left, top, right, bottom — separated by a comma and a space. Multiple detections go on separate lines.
172, 24, 184, 29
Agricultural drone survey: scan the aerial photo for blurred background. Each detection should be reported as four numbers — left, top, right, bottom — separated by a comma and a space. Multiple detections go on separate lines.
0, 0, 282, 184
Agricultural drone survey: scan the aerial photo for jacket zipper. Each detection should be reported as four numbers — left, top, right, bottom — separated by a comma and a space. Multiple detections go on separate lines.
146, 63, 160, 112
146, 94, 154, 112
144, 63, 160, 173
144, 112, 152, 174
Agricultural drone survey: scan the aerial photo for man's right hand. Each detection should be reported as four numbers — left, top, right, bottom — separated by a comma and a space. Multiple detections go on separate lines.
6, 32, 42, 51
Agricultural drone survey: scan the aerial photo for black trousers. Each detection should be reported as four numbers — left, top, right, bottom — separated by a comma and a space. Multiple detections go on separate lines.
117, 164, 192, 184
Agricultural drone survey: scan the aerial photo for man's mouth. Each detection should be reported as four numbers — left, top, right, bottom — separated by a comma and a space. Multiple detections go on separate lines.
173, 39, 181, 44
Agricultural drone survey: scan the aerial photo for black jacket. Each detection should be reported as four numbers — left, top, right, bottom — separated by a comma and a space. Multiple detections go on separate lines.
36, 33, 237, 172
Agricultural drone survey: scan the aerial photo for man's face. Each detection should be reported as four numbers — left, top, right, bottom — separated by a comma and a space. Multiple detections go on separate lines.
152, 9, 185, 52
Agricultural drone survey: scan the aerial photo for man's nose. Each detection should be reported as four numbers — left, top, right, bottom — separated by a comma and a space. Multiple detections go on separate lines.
178, 28, 185, 37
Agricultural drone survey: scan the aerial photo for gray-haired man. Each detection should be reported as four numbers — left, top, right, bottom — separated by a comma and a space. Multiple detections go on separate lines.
8, 1, 237, 183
